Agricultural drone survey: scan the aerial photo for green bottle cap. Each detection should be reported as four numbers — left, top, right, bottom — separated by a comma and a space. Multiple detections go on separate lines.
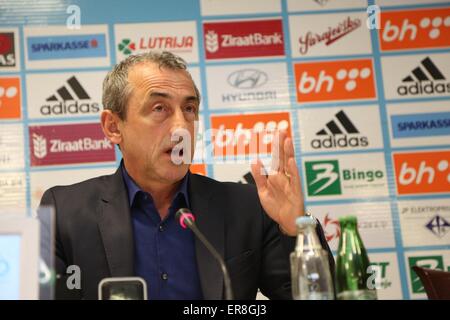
338, 215, 357, 224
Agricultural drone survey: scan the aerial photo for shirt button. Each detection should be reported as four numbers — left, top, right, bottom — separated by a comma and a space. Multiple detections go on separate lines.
159, 225, 164, 232
161, 273, 168, 281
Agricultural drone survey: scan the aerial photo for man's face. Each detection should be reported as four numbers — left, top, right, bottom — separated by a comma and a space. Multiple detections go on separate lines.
118, 62, 199, 184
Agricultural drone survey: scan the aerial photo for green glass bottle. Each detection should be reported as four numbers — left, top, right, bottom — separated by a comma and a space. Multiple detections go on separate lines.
335, 215, 377, 300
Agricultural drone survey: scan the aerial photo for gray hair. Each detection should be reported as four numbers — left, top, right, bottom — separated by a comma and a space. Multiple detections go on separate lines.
102, 51, 200, 120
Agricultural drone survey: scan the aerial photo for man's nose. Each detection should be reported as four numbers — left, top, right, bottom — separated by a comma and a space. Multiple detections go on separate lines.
169, 108, 190, 138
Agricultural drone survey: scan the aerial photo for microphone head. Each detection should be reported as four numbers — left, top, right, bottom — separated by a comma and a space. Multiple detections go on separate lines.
176, 208, 195, 229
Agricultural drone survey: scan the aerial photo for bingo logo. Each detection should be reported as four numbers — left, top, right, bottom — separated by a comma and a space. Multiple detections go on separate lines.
393, 150, 450, 195
380, 7, 450, 51
294, 59, 376, 103
210, 112, 291, 157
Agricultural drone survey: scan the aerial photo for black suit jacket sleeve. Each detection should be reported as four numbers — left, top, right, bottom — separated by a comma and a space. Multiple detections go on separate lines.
40, 188, 82, 299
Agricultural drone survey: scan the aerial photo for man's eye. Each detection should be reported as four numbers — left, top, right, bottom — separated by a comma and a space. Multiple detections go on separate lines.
184, 105, 196, 113
153, 105, 165, 112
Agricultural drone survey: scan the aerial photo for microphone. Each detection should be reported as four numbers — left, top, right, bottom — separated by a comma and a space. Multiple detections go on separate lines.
176, 208, 234, 300
98, 277, 147, 300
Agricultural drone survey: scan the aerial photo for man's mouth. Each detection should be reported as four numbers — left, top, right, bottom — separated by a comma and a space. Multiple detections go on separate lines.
164, 146, 184, 157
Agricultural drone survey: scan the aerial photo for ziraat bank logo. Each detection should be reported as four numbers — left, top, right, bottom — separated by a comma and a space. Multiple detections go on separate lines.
29, 123, 115, 166
0, 32, 16, 67
294, 59, 376, 103
39, 76, 100, 116
117, 35, 194, 56
397, 57, 450, 96
380, 7, 450, 51
298, 16, 361, 55
210, 112, 291, 158
311, 110, 368, 150
393, 150, 450, 195
26, 34, 107, 60
0, 77, 21, 119
203, 19, 284, 60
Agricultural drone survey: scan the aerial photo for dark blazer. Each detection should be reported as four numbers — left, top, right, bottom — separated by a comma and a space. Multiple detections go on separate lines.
39, 168, 334, 300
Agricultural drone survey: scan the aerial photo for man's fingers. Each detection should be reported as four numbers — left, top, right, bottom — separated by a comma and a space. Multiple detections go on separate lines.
287, 157, 301, 195
284, 137, 294, 175
251, 158, 268, 192
271, 130, 286, 174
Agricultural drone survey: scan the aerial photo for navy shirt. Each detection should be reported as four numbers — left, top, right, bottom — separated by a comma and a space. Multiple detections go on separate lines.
121, 164, 203, 300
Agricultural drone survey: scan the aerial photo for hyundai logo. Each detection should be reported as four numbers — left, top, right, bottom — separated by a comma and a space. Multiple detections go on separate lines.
227, 69, 268, 89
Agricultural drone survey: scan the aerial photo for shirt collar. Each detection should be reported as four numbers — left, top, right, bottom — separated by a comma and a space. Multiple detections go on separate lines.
121, 161, 190, 209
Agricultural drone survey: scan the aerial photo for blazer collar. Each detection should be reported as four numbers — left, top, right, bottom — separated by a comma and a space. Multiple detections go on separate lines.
97, 167, 135, 277
188, 172, 225, 300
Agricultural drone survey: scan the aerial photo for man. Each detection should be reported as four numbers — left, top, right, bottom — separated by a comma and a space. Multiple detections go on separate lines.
40, 51, 333, 300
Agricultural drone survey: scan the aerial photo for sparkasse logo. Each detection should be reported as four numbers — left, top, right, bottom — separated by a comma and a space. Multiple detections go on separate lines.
29, 123, 115, 166
312, 110, 368, 150
390, 111, 450, 139
203, 19, 285, 60
40, 76, 100, 116
380, 7, 450, 51
393, 150, 450, 195
294, 59, 376, 103
26, 34, 107, 60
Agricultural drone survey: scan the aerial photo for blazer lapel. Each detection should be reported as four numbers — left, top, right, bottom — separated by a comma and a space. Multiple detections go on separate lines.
97, 168, 134, 277
188, 173, 225, 300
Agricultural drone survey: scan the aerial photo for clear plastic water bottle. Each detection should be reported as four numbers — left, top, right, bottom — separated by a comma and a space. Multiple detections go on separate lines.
290, 216, 335, 300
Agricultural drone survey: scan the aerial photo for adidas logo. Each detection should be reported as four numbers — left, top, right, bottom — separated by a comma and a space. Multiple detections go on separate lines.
311, 110, 369, 149
398, 57, 450, 96
40, 76, 100, 116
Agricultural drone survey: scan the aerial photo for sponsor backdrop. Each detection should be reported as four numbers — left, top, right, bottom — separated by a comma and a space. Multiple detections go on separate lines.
1, 0, 449, 299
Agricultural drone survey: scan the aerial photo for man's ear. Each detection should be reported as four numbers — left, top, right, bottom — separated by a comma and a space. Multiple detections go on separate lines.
101, 110, 122, 146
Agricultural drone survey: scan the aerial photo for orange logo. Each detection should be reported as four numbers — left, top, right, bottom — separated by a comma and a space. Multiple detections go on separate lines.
190, 163, 206, 176
0, 77, 21, 119
380, 7, 450, 51
210, 112, 291, 157
393, 150, 450, 195
294, 59, 376, 103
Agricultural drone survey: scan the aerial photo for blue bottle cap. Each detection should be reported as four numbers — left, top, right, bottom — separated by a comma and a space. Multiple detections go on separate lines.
295, 215, 317, 226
